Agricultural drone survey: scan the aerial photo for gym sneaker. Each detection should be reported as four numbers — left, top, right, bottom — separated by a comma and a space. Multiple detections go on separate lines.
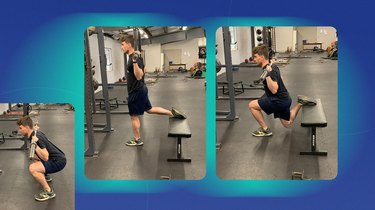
126, 138, 144, 146
45, 174, 52, 182
297, 95, 317, 106
252, 127, 273, 137
171, 107, 187, 119
34, 189, 56, 201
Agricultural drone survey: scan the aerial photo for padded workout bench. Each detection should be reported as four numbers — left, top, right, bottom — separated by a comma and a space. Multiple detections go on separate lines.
168, 118, 192, 162
300, 98, 328, 156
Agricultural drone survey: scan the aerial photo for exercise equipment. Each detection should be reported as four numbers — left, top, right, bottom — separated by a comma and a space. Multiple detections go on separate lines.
278, 53, 312, 59
133, 51, 140, 60
300, 98, 327, 156
89, 27, 115, 129
29, 122, 41, 160
29, 131, 37, 160
84, 29, 99, 157
167, 118, 192, 162
0, 103, 31, 121
219, 81, 244, 96
146, 71, 177, 79
216, 60, 222, 73
291, 170, 312, 180
0, 132, 28, 150
0, 103, 30, 150
96, 97, 119, 110
216, 27, 238, 123
92, 69, 99, 91
93, 78, 99, 91
217, 65, 267, 101
32, 104, 57, 111
160, 175, 171, 180
218, 63, 258, 68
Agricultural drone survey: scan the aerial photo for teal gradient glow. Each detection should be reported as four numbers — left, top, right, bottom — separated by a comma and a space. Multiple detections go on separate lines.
9, 13, 359, 196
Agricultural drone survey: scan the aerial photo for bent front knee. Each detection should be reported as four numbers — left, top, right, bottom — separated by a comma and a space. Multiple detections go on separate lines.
248, 101, 257, 110
29, 164, 37, 175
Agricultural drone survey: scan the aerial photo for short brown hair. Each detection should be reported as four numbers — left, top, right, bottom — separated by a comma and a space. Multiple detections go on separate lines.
120, 35, 134, 48
253, 44, 269, 60
17, 116, 33, 129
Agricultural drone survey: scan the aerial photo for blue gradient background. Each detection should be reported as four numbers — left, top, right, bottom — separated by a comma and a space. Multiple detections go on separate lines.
0, 0, 374, 209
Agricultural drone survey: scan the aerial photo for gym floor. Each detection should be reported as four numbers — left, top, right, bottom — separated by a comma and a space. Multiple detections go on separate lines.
0, 105, 75, 210
216, 53, 338, 180
85, 73, 206, 180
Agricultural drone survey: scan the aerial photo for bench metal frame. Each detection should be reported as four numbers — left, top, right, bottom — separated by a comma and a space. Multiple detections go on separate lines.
167, 136, 191, 162
300, 126, 327, 156
300, 99, 328, 156
168, 119, 192, 162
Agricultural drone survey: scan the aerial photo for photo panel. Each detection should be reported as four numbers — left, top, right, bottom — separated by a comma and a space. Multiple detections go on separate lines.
84, 26, 207, 180
216, 26, 338, 180
0, 103, 74, 207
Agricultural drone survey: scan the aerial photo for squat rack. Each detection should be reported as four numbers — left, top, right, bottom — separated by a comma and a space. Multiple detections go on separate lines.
84, 27, 143, 157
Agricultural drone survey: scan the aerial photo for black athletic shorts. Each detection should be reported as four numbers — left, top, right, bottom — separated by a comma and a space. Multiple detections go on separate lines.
258, 94, 292, 120
128, 86, 152, 116
42, 157, 66, 174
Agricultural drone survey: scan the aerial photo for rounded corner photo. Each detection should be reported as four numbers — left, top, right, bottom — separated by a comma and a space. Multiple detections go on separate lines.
216, 26, 337, 180
0, 103, 74, 208
84, 26, 206, 180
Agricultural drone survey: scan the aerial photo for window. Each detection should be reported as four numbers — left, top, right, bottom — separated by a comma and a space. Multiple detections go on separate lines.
229, 27, 238, 50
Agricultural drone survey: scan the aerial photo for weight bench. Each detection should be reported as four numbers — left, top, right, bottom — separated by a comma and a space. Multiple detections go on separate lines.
219, 81, 245, 95
0, 133, 28, 150
300, 98, 328, 156
96, 97, 119, 110
168, 118, 192, 162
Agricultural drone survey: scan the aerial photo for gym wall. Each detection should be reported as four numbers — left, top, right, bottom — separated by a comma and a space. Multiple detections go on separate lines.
0, 104, 7, 113
142, 43, 162, 72
216, 27, 254, 72
161, 38, 202, 69
142, 38, 204, 72
89, 34, 125, 92
296, 27, 336, 51
316, 27, 337, 49
296, 27, 317, 51
216, 27, 224, 70
275, 27, 294, 52
232, 27, 252, 65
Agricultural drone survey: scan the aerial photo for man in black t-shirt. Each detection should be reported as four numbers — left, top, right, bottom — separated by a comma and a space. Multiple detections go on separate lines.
17, 116, 66, 201
120, 35, 186, 146
248, 45, 316, 137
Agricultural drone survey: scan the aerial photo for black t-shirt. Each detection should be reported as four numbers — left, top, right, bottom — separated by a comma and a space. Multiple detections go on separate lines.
29, 130, 66, 161
126, 53, 145, 94
263, 64, 289, 100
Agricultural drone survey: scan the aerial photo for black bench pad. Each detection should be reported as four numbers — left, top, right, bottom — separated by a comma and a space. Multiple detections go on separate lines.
301, 99, 327, 127
168, 118, 192, 138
